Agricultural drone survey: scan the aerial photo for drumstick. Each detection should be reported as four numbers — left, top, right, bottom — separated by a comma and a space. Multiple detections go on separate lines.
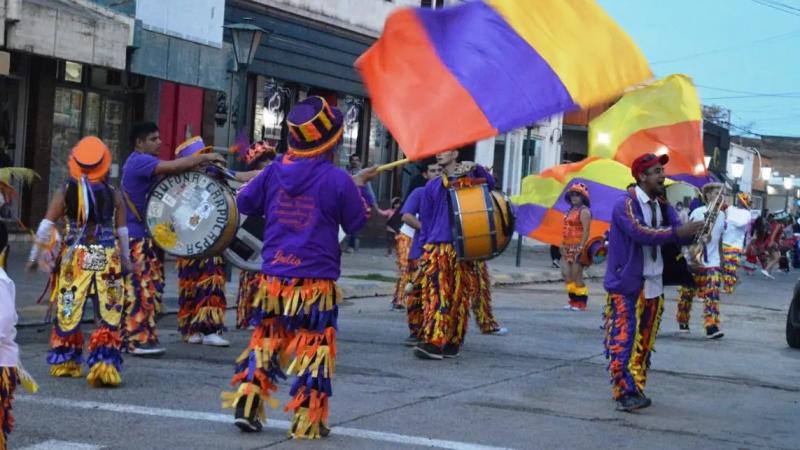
375, 158, 410, 172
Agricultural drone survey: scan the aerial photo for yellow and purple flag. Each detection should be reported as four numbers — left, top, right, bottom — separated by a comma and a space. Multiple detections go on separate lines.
588, 74, 708, 186
356, 0, 652, 160
512, 157, 635, 246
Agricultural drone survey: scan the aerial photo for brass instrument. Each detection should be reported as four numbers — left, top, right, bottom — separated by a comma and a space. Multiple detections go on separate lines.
687, 186, 725, 267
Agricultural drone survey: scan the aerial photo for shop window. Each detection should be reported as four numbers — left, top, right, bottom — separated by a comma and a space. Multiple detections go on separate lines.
339, 95, 363, 168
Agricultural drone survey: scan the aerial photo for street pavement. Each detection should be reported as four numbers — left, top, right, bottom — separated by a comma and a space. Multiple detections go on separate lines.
8, 257, 800, 449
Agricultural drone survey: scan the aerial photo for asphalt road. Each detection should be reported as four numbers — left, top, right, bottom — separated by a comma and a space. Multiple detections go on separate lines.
9, 271, 800, 449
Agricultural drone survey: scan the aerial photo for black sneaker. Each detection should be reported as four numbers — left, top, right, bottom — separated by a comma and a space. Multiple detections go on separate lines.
636, 392, 652, 409
404, 335, 420, 347
413, 343, 443, 360
442, 344, 460, 359
320, 423, 331, 437
615, 393, 648, 412
234, 396, 262, 433
678, 323, 690, 333
706, 325, 724, 339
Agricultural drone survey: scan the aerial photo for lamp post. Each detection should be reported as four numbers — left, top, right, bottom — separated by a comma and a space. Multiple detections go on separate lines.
225, 20, 270, 166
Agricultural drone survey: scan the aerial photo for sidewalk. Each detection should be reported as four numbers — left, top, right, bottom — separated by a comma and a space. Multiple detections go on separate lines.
7, 238, 599, 326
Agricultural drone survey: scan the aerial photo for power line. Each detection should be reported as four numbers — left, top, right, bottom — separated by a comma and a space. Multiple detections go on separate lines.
651, 27, 800, 65
695, 83, 800, 97
751, 0, 800, 16
704, 94, 800, 100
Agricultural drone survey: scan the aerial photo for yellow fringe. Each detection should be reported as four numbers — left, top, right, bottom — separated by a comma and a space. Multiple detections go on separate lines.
50, 361, 83, 378
286, 345, 334, 379
628, 296, 647, 390
86, 363, 121, 388
290, 407, 323, 440
220, 383, 279, 422
573, 286, 588, 296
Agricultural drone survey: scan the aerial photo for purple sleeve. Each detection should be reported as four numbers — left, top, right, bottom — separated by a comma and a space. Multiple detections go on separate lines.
340, 177, 369, 235
472, 164, 496, 190
417, 183, 435, 237
614, 197, 677, 246
130, 154, 159, 180
400, 188, 423, 215
236, 168, 270, 216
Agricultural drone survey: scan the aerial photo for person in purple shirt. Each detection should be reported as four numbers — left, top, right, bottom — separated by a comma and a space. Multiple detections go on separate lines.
603, 153, 702, 412
412, 150, 506, 360
400, 160, 442, 345
221, 96, 378, 438
120, 122, 224, 356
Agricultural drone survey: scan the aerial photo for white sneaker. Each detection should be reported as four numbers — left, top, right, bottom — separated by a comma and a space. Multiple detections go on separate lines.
563, 304, 574, 310
761, 269, 775, 280
202, 333, 230, 347
186, 333, 203, 344
489, 327, 508, 336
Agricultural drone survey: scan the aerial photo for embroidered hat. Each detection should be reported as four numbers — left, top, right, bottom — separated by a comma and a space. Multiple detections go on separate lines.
175, 136, 213, 158
67, 136, 112, 183
631, 153, 669, 179
286, 96, 343, 158
565, 182, 590, 206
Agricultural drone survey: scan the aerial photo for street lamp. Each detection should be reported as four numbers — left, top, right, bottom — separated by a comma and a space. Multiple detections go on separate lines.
761, 166, 772, 181
731, 158, 744, 179
225, 20, 270, 165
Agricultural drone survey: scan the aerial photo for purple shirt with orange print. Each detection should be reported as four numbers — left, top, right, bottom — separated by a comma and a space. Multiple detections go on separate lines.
236, 154, 369, 280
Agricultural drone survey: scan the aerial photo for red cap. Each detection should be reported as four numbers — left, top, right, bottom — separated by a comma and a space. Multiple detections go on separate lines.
631, 153, 669, 179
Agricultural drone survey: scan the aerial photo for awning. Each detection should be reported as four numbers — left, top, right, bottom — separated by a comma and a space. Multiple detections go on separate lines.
1, 0, 134, 70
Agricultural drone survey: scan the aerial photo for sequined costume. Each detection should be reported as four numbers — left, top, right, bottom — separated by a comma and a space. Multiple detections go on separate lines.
123, 237, 163, 350
236, 270, 260, 329
47, 183, 125, 387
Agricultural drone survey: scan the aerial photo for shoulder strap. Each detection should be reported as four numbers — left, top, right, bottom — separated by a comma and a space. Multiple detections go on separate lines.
122, 190, 143, 222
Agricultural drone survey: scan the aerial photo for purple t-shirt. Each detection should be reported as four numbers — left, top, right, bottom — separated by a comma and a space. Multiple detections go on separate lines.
401, 187, 425, 260
121, 151, 160, 239
237, 154, 369, 280
419, 165, 495, 245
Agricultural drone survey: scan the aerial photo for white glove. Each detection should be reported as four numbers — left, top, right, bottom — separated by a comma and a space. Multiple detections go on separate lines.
28, 219, 55, 264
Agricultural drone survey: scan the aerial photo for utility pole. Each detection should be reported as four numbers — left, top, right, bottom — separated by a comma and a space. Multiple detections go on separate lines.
516, 126, 534, 267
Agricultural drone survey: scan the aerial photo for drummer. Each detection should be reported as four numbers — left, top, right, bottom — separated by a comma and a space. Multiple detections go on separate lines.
172, 136, 261, 348
413, 150, 503, 361
121, 122, 225, 356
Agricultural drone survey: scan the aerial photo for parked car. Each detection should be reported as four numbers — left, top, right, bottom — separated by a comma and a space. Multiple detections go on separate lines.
788, 280, 800, 348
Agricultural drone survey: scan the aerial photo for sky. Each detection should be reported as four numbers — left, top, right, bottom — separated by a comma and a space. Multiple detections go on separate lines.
597, 0, 800, 137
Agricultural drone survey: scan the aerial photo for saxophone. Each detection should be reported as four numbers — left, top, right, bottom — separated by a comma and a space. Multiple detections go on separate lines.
687, 186, 725, 268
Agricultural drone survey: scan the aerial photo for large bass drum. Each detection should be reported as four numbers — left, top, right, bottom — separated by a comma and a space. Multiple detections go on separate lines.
146, 171, 238, 258
449, 183, 515, 261
665, 181, 701, 208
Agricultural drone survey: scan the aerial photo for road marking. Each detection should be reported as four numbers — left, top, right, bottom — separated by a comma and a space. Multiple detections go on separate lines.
18, 395, 515, 450
19, 440, 104, 450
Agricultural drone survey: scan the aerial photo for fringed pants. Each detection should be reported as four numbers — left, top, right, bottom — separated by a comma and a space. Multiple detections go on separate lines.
221, 275, 340, 439
677, 267, 721, 329
236, 270, 260, 329
604, 292, 664, 399
470, 261, 500, 333
123, 237, 164, 351
405, 260, 423, 338
392, 234, 413, 308
418, 243, 476, 348
565, 282, 589, 310
0, 367, 18, 450
721, 245, 743, 294
48, 244, 125, 387
177, 256, 227, 338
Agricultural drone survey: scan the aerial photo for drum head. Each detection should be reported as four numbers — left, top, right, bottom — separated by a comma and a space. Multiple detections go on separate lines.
665, 181, 701, 207
146, 171, 238, 258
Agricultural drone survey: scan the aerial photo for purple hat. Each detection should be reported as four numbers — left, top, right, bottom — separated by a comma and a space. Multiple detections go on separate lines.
286, 96, 343, 158
175, 136, 212, 158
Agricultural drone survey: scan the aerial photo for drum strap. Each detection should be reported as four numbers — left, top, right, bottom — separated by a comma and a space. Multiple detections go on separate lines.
122, 190, 143, 223
491, 192, 511, 235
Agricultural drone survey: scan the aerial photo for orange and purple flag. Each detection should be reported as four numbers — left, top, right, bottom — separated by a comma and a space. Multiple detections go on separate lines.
512, 158, 635, 246
356, 0, 652, 160
588, 74, 708, 186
